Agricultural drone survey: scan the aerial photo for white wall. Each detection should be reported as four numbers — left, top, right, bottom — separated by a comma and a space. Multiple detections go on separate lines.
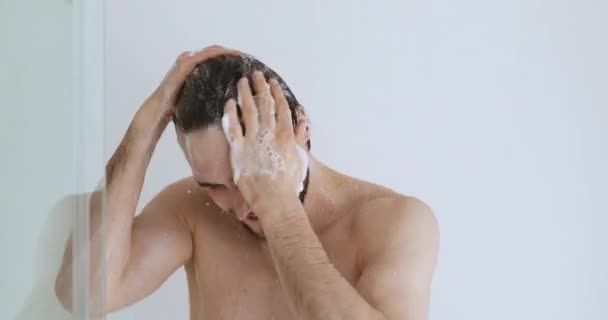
0, 1, 75, 319
104, 0, 607, 319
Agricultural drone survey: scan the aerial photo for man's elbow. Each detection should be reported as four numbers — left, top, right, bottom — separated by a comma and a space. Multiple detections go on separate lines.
54, 271, 73, 311
54, 274, 112, 318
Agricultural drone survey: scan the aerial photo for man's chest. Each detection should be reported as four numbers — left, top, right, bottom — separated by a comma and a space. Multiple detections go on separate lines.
187, 223, 361, 319
188, 241, 290, 319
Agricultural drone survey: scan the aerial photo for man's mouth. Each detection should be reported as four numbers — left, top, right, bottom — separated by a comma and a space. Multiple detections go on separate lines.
246, 212, 258, 220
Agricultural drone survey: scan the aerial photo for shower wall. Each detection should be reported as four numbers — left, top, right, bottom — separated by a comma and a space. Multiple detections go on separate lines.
103, 1, 607, 320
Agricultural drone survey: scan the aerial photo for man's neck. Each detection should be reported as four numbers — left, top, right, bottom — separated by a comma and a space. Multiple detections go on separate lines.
301, 157, 348, 233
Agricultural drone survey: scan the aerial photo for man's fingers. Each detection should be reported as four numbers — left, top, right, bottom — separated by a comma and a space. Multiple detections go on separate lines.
174, 47, 236, 79
222, 98, 243, 146
270, 79, 292, 134
238, 77, 259, 136
165, 46, 243, 92
251, 70, 271, 95
160, 51, 191, 87
252, 71, 275, 129
189, 46, 242, 64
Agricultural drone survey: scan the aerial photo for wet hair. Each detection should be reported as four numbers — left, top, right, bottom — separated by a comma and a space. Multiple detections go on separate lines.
173, 54, 310, 203
174, 55, 301, 135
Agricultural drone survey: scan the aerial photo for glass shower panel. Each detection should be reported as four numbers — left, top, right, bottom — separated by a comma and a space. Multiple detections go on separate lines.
0, 1, 105, 319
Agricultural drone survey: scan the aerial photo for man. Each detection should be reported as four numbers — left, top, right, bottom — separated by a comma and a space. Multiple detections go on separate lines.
56, 46, 439, 319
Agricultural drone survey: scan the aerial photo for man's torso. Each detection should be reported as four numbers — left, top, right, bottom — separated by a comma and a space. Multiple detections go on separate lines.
172, 174, 400, 319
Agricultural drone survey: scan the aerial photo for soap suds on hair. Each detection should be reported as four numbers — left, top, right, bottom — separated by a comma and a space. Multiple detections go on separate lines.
221, 113, 308, 193
296, 145, 308, 192
175, 54, 301, 133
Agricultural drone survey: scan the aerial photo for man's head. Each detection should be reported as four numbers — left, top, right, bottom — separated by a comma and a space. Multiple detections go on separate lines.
173, 54, 310, 238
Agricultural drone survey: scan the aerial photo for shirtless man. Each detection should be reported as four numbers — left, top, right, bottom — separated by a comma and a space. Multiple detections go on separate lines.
56, 46, 439, 319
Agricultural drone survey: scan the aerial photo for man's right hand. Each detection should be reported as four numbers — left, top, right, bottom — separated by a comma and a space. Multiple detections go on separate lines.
149, 45, 243, 122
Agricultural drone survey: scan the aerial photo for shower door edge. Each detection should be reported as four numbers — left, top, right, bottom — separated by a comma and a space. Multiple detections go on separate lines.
71, 0, 105, 319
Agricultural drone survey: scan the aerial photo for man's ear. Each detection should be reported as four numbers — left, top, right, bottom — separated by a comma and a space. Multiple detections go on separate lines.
294, 105, 311, 149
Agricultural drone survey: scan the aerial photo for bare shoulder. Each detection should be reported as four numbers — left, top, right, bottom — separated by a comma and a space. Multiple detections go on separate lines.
352, 193, 439, 261
140, 177, 209, 226
145, 177, 198, 210
344, 185, 439, 318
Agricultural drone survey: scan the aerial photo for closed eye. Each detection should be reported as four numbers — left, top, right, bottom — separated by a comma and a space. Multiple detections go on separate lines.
196, 180, 225, 190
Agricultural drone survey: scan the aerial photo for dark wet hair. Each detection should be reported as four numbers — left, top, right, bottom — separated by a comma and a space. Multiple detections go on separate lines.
174, 54, 301, 135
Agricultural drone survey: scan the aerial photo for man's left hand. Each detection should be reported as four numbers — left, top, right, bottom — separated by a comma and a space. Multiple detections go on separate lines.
221, 71, 309, 219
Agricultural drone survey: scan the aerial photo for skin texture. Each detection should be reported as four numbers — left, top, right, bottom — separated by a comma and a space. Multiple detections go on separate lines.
55, 46, 439, 320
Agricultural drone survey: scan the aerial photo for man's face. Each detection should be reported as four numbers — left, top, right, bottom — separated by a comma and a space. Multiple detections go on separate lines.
176, 125, 266, 238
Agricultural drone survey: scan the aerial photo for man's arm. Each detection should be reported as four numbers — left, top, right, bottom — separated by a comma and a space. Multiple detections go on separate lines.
355, 197, 439, 320
262, 196, 438, 320
54, 93, 192, 314
221, 70, 439, 318
261, 199, 384, 319
55, 46, 241, 315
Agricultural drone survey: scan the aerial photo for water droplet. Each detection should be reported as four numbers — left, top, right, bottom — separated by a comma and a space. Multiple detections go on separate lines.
237, 233, 240, 239
205, 202, 210, 206
187, 189, 192, 194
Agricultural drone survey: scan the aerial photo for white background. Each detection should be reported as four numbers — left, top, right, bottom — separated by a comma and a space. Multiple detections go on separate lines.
104, 0, 607, 319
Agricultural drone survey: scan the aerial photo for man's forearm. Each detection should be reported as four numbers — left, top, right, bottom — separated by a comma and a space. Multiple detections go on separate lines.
105, 95, 169, 218
55, 97, 169, 309
102, 95, 170, 276
261, 200, 385, 320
